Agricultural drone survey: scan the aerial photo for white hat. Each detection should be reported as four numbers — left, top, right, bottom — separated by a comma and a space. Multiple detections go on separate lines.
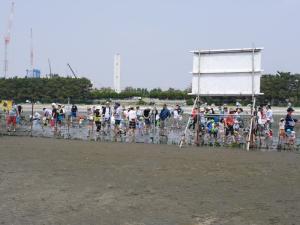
96, 105, 101, 110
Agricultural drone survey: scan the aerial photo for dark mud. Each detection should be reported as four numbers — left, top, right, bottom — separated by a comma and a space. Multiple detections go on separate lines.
0, 136, 299, 225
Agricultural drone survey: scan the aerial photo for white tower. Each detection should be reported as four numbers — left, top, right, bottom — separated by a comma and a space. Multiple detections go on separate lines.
113, 53, 121, 93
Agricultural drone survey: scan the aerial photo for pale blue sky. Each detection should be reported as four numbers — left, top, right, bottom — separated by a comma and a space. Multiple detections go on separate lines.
1, 0, 300, 89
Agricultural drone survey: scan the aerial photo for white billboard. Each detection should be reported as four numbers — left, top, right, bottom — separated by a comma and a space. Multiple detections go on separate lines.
190, 48, 263, 96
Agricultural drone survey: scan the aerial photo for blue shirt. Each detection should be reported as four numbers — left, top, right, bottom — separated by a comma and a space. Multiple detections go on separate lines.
285, 114, 297, 131
159, 108, 171, 121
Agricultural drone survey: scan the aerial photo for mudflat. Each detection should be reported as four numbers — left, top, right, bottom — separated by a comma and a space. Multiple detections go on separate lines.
0, 137, 299, 225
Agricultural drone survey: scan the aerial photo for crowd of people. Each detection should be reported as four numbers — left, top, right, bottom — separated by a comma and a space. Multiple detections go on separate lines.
186, 103, 298, 148
1, 100, 299, 149
40, 102, 183, 139
0, 101, 23, 132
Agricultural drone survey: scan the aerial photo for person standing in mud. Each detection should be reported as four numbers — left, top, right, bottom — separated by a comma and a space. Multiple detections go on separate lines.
173, 104, 183, 129
224, 109, 235, 138
17, 104, 22, 116
189, 107, 198, 130
159, 104, 171, 130
87, 106, 94, 137
43, 107, 52, 126
51, 103, 58, 129
285, 107, 298, 133
113, 103, 122, 136
16, 104, 23, 126
7, 101, 18, 132
56, 104, 64, 126
284, 107, 299, 146
128, 106, 137, 142
94, 106, 102, 133
266, 105, 274, 129
102, 102, 111, 129
143, 107, 151, 133
151, 106, 159, 127
71, 104, 78, 122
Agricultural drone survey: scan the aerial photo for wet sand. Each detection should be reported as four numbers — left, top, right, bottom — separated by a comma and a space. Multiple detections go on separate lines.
0, 136, 300, 225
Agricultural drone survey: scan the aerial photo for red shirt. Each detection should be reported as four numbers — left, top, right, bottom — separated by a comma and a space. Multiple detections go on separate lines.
191, 109, 197, 119
225, 115, 234, 126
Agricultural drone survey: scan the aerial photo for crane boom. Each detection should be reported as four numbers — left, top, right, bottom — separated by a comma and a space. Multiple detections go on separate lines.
3, 1, 15, 78
67, 63, 77, 78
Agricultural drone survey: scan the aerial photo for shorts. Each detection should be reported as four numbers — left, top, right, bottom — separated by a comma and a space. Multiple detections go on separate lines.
71, 112, 77, 117
145, 118, 151, 125
279, 129, 285, 138
7, 116, 17, 125
115, 120, 121, 126
226, 125, 234, 136
57, 116, 63, 125
160, 120, 166, 129
129, 120, 136, 129
103, 118, 110, 123
95, 121, 101, 131
50, 119, 55, 127
88, 120, 94, 126
16, 116, 21, 124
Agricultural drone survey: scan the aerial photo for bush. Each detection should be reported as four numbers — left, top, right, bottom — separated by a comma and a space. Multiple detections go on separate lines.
186, 98, 194, 106
137, 99, 147, 105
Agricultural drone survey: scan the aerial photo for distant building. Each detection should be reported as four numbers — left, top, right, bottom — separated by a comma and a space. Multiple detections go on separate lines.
26, 69, 41, 78
113, 54, 121, 94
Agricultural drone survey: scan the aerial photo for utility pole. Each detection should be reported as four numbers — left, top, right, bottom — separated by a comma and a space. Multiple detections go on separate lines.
3, 1, 15, 78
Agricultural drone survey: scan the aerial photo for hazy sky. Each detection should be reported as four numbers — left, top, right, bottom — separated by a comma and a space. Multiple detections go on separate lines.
1, 0, 300, 89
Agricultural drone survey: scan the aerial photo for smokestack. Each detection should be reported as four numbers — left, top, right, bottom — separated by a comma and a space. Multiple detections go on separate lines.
113, 53, 121, 94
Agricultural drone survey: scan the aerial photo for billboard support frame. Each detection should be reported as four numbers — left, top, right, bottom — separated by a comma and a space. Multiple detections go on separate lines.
180, 47, 262, 150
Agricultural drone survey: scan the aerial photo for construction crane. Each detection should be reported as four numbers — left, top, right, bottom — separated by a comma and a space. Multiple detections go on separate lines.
3, 1, 15, 78
67, 63, 77, 78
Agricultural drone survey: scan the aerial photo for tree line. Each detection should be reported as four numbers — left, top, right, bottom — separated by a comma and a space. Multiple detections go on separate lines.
0, 72, 299, 106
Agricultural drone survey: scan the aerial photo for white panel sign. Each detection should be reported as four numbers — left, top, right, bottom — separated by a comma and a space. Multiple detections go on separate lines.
191, 48, 263, 96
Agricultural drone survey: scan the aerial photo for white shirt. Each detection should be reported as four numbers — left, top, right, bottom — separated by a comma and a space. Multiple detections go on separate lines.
114, 106, 122, 120
104, 107, 110, 119
257, 111, 267, 125
137, 109, 142, 117
128, 110, 137, 121
87, 109, 93, 120
123, 110, 129, 119
44, 109, 52, 117
279, 121, 285, 130
266, 109, 273, 123
173, 110, 179, 119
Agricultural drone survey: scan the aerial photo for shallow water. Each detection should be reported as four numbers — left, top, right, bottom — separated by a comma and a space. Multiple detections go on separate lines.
1, 112, 299, 150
